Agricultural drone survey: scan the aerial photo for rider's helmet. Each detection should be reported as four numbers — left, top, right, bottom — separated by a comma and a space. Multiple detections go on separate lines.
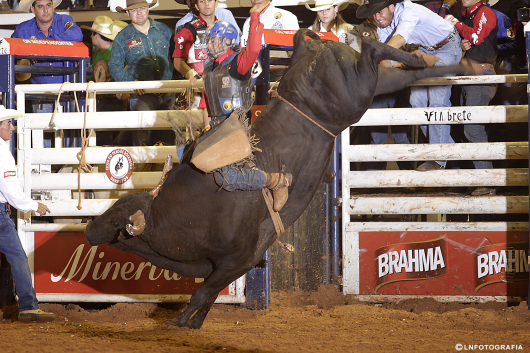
206, 21, 238, 59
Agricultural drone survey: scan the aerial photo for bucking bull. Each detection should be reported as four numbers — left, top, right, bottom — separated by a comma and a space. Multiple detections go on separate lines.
85, 29, 481, 329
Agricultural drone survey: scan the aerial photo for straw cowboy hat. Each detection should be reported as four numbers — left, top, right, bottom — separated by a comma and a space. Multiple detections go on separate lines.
489, 0, 498, 5
305, 0, 351, 12
0, 106, 23, 123
19, 0, 62, 13
116, 0, 157, 13
357, 0, 402, 19
81, 16, 115, 40
81, 17, 128, 41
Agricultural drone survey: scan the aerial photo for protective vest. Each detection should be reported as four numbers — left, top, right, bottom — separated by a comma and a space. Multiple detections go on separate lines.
184, 17, 209, 75
203, 52, 252, 118
463, 4, 498, 65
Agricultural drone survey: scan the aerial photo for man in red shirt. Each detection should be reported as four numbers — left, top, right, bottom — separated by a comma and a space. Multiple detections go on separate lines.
197, 0, 291, 212
173, 0, 217, 85
446, 0, 497, 196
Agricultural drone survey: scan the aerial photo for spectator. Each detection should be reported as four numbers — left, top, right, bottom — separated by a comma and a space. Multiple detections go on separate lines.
447, 0, 497, 196
357, 0, 461, 171
174, 0, 240, 44
173, 0, 218, 160
348, 6, 412, 171
108, 0, 175, 146
83, 17, 127, 83
0, 105, 54, 323
240, 0, 299, 48
12, 0, 83, 147
306, 0, 354, 44
424, 0, 465, 19
173, 0, 216, 97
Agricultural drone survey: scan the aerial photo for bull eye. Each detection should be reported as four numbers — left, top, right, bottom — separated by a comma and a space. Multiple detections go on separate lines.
112, 222, 120, 227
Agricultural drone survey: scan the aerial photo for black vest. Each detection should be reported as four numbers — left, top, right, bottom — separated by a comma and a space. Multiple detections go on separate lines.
203, 52, 253, 118
463, 4, 498, 64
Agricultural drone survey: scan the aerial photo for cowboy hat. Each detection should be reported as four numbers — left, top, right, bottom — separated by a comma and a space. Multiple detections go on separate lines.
305, 0, 350, 12
116, 0, 157, 13
0, 105, 23, 123
489, 0, 498, 6
112, 20, 128, 38
19, 0, 61, 13
356, 0, 402, 19
81, 16, 116, 40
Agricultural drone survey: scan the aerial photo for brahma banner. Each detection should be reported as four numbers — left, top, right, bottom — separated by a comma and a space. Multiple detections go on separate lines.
33, 232, 229, 296
359, 231, 529, 296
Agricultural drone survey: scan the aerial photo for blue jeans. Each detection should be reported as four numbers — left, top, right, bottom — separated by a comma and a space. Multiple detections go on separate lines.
0, 204, 39, 312
461, 69, 497, 169
369, 94, 411, 170
410, 33, 462, 167
214, 165, 266, 192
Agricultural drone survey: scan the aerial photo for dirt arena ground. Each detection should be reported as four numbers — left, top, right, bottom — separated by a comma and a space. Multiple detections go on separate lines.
1, 285, 529, 352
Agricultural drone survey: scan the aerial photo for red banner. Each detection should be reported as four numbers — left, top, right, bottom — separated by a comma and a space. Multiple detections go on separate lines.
2, 38, 89, 57
359, 231, 529, 296
262, 29, 339, 46
374, 236, 448, 291
34, 232, 229, 295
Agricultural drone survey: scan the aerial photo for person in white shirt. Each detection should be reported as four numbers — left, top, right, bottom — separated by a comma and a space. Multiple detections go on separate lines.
0, 105, 54, 323
306, 0, 354, 44
240, 0, 299, 47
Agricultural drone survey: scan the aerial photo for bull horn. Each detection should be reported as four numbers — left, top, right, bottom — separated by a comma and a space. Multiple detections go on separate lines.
150, 155, 173, 198
126, 210, 146, 236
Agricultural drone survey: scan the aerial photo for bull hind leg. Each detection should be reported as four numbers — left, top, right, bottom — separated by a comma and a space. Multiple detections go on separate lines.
374, 59, 481, 96
360, 37, 428, 70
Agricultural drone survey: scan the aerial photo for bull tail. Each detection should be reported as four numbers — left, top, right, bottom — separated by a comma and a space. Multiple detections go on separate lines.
291, 29, 320, 67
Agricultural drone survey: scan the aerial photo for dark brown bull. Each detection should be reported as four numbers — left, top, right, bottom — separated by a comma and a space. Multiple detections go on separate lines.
85, 30, 479, 329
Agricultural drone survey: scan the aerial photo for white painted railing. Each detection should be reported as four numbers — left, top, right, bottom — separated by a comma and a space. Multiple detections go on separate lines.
341, 74, 529, 299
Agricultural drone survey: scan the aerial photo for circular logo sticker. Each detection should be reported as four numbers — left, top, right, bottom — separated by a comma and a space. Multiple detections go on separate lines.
105, 149, 133, 184
223, 100, 233, 111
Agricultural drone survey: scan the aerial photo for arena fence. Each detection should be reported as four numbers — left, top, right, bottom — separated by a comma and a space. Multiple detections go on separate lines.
14, 80, 246, 304
341, 74, 529, 302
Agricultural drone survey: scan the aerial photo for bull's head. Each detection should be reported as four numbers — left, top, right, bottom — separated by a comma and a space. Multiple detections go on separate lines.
85, 192, 153, 246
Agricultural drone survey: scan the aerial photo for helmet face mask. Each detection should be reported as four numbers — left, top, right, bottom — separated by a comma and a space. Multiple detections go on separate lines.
207, 36, 231, 59
206, 21, 238, 59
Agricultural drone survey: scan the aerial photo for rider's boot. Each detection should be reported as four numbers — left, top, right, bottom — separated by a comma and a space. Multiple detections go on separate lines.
264, 171, 292, 212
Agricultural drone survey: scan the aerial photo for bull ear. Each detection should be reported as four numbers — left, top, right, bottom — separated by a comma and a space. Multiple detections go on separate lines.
126, 210, 146, 236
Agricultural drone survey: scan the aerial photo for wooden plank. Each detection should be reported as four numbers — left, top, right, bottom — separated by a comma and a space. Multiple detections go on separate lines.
343, 168, 528, 188
25, 110, 204, 130
344, 196, 528, 215
355, 105, 527, 126
342, 142, 528, 161
344, 222, 529, 232
32, 146, 178, 165
271, 184, 328, 291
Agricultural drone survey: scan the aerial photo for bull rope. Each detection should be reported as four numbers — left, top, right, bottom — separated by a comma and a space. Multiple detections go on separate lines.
262, 188, 294, 253
75, 82, 94, 209
268, 86, 336, 139
48, 82, 94, 210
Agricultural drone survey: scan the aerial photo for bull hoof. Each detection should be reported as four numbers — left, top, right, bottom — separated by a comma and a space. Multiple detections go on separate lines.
161, 317, 186, 330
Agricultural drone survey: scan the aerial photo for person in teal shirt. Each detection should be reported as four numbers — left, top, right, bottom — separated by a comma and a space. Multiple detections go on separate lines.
83, 16, 128, 82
